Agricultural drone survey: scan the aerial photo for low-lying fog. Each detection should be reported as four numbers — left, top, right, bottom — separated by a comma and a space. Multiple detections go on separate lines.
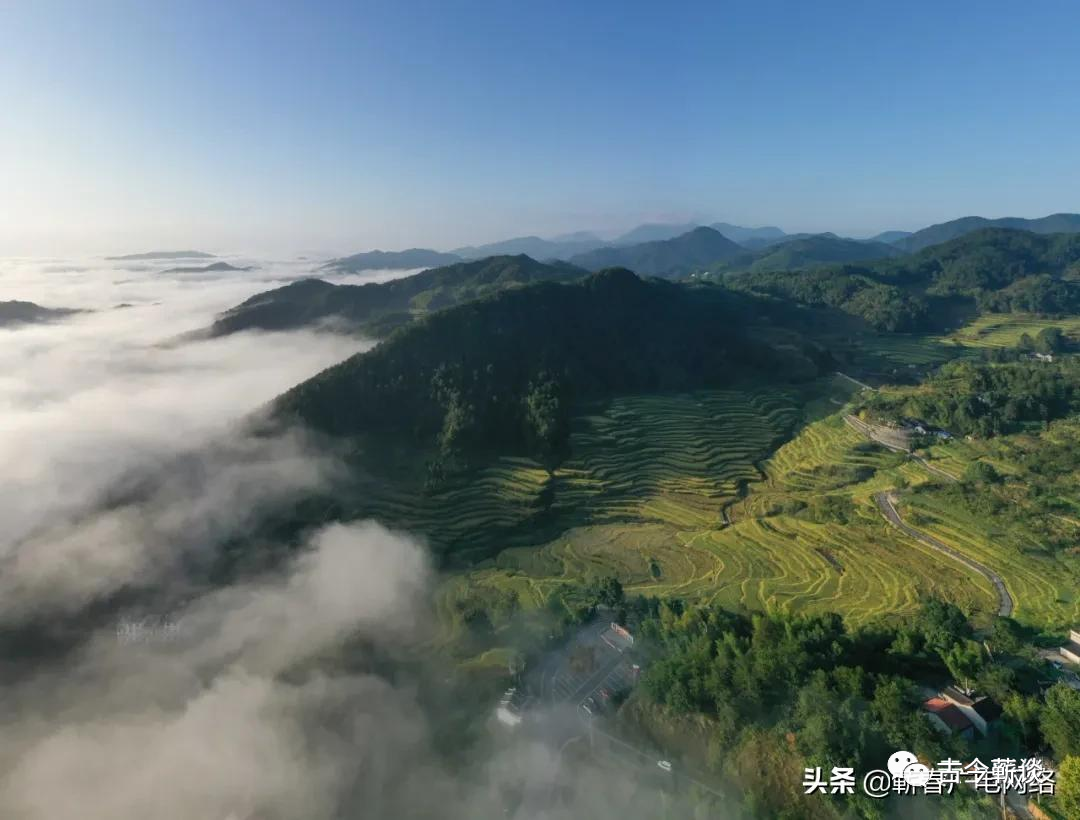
0, 255, 712, 819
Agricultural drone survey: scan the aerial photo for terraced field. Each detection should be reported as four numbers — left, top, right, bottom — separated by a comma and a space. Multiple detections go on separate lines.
345, 387, 802, 565
896, 493, 1080, 628
416, 378, 1079, 655
945, 313, 1080, 349
854, 333, 969, 368
443, 403, 1009, 633
552, 389, 801, 529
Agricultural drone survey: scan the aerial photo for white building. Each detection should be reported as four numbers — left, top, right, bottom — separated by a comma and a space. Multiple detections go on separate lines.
1061, 629, 1080, 665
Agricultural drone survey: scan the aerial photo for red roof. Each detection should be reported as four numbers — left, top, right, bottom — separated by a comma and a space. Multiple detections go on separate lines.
923, 698, 974, 732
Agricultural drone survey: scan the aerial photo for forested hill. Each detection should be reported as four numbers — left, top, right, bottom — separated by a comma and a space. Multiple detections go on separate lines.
894, 212, 1080, 252
271, 269, 824, 464
0, 300, 79, 326
726, 228, 1080, 332
743, 234, 903, 272
208, 254, 586, 337
570, 227, 746, 277
320, 248, 462, 273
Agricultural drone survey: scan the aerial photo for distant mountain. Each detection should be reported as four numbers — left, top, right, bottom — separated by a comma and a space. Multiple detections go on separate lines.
548, 231, 604, 244
570, 227, 746, 278
866, 230, 912, 244
162, 262, 253, 274
271, 269, 818, 451
107, 251, 214, 261
452, 235, 605, 261
323, 248, 461, 273
737, 232, 818, 251
208, 254, 586, 338
895, 213, 1080, 252
612, 223, 700, 246
0, 300, 79, 327
710, 222, 787, 245
745, 234, 905, 273
726, 228, 1080, 332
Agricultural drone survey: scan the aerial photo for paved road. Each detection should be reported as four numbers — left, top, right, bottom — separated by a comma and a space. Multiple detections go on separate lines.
874, 491, 1013, 617
835, 371, 874, 392
586, 723, 727, 799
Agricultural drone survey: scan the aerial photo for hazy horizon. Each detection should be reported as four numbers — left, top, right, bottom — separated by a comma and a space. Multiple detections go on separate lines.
3, 1, 1080, 256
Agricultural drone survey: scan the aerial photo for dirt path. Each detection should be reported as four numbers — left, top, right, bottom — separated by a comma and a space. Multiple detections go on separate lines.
844, 414, 960, 482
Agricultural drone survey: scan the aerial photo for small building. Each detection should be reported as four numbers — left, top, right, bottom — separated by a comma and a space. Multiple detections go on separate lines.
1033, 352, 1054, 363
1061, 629, 1080, 665
495, 705, 522, 727
941, 687, 1002, 736
495, 687, 525, 728
923, 697, 976, 740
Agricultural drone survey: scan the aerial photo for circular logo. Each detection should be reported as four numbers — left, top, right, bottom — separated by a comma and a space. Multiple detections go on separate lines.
903, 762, 931, 787
887, 750, 918, 778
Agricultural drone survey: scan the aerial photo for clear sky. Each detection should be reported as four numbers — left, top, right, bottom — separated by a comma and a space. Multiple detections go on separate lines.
2, 0, 1079, 255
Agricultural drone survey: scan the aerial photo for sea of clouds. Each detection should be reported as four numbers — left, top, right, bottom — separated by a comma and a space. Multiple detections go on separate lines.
0, 254, 710, 819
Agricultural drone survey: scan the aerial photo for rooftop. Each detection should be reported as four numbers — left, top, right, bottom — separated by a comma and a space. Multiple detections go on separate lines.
923, 698, 975, 732
941, 686, 975, 707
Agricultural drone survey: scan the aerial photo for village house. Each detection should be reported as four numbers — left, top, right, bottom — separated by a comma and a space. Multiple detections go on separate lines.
922, 696, 976, 740
1060, 629, 1080, 665
940, 686, 1003, 736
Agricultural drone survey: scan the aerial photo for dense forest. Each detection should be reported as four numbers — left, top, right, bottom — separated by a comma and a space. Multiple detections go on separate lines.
569, 226, 747, 278
321, 247, 462, 272
271, 269, 826, 470
724, 266, 930, 331
725, 229, 1080, 331
865, 356, 1080, 438
209, 254, 586, 337
631, 597, 1080, 818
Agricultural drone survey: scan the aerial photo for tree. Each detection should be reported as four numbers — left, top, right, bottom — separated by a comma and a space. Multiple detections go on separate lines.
944, 640, 984, 695
988, 616, 1024, 655
523, 374, 570, 470
963, 460, 1000, 485
1057, 756, 1080, 819
1042, 683, 1080, 758
976, 664, 1016, 703
1003, 693, 1043, 748
1036, 326, 1065, 353
591, 576, 624, 609
916, 599, 971, 654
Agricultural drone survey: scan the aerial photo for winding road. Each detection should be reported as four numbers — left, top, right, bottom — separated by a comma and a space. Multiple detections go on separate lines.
874, 491, 1014, 617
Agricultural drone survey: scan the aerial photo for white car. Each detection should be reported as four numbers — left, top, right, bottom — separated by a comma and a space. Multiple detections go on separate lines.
657, 760, 672, 772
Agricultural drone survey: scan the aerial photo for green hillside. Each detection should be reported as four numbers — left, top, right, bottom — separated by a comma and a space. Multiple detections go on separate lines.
895, 213, 1080, 252
570, 227, 748, 277
321, 247, 461, 272
272, 269, 822, 458
725, 228, 1080, 331
208, 254, 585, 337
744, 234, 904, 272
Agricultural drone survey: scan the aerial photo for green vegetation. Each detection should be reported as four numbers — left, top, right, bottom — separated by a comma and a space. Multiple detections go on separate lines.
945, 312, 1080, 349
864, 357, 1080, 437
893, 212, 1080, 253
210, 254, 586, 337
321, 247, 461, 272
725, 228, 1080, 332
725, 265, 930, 331
274, 269, 821, 467
628, 599, 1037, 818
736, 233, 903, 273
570, 226, 747, 278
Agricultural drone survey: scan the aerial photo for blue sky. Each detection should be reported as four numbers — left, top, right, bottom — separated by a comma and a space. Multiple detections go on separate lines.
2, 0, 1079, 254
